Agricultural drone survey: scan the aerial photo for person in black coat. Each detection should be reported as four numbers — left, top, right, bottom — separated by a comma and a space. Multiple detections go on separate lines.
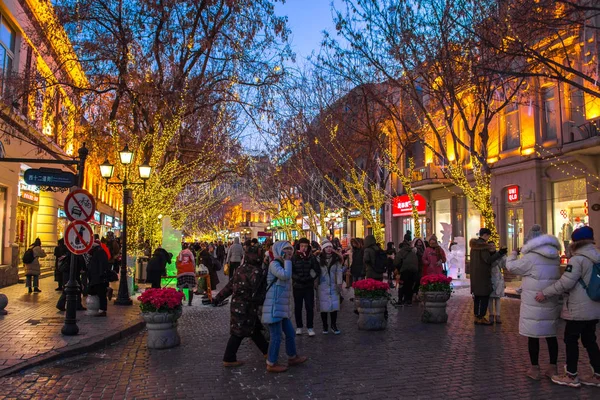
86, 241, 112, 316
54, 239, 68, 291
146, 248, 172, 289
292, 238, 320, 335
56, 251, 86, 311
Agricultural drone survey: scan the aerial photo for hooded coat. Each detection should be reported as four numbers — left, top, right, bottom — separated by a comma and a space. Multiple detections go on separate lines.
505, 235, 562, 338
214, 256, 266, 337
146, 248, 171, 285
292, 243, 320, 290
423, 245, 446, 276
394, 241, 419, 273
24, 245, 47, 276
262, 241, 293, 324
542, 240, 600, 321
87, 244, 111, 287
363, 235, 383, 280
469, 238, 503, 296
317, 253, 343, 312
349, 246, 365, 278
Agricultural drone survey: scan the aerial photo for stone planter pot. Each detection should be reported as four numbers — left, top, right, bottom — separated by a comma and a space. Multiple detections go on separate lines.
420, 291, 451, 323
141, 308, 182, 349
356, 297, 388, 331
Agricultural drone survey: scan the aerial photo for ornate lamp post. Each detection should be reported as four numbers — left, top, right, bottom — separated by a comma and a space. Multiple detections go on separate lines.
100, 145, 152, 306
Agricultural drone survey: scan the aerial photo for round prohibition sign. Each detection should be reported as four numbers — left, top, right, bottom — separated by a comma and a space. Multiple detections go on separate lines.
64, 220, 94, 255
64, 189, 96, 222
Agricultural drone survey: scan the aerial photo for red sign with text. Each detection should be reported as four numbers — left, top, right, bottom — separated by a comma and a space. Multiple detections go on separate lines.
507, 185, 520, 203
392, 194, 427, 217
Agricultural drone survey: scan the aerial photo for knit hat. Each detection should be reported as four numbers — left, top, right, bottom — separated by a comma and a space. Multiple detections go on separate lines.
404, 230, 412, 242
320, 240, 333, 250
572, 226, 594, 242
478, 228, 492, 237
524, 224, 543, 244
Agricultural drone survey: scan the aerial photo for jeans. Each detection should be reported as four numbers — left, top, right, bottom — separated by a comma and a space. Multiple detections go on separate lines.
267, 318, 296, 365
223, 328, 269, 362
88, 283, 108, 312
293, 287, 315, 329
528, 337, 558, 365
564, 319, 600, 374
473, 295, 490, 318
321, 311, 338, 331
399, 271, 416, 304
25, 274, 39, 288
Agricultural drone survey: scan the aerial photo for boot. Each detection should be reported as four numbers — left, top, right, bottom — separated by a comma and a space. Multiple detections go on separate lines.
544, 364, 558, 379
526, 365, 541, 380
266, 364, 288, 373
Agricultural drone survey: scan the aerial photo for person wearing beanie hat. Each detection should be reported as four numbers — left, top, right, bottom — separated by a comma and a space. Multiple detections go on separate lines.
423, 235, 446, 276
506, 226, 562, 380
292, 237, 320, 337
469, 228, 506, 325
317, 239, 344, 334
320, 240, 333, 250
536, 225, 600, 387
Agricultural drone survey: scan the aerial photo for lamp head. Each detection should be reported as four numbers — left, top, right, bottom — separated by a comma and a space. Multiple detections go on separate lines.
119, 145, 134, 165
99, 159, 114, 179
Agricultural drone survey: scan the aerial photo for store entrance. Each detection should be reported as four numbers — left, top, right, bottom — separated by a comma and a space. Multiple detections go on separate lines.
16, 203, 36, 265
507, 208, 524, 253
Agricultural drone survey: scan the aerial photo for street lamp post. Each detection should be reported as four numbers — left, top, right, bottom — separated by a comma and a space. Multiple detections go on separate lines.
100, 145, 152, 306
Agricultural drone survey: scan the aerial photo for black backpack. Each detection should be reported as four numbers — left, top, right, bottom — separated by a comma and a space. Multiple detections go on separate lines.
251, 259, 280, 305
23, 248, 35, 264
372, 249, 388, 274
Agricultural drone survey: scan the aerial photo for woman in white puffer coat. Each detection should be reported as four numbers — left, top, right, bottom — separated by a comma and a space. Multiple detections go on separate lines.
506, 225, 562, 381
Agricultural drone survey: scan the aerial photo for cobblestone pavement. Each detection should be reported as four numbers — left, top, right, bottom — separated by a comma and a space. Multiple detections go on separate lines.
0, 276, 143, 374
1, 279, 599, 399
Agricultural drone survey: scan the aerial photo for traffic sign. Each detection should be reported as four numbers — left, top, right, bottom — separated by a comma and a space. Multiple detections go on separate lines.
24, 168, 77, 188
64, 189, 96, 222
64, 220, 94, 255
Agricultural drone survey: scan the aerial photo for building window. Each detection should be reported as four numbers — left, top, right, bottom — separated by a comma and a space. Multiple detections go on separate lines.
553, 178, 588, 253
0, 15, 15, 96
502, 102, 520, 150
434, 198, 451, 242
542, 86, 557, 140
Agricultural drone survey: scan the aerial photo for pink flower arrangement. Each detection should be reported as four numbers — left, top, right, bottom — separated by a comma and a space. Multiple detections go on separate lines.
138, 288, 184, 313
420, 274, 453, 294
352, 278, 390, 299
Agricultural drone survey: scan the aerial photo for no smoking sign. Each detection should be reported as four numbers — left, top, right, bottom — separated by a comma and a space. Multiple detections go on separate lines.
65, 220, 94, 255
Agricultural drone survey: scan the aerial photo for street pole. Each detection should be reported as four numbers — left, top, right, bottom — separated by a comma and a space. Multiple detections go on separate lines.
115, 183, 132, 305
62, 144, 88, 336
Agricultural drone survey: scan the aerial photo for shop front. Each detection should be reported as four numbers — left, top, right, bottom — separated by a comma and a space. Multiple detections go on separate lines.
431, 194, 482, 253
392, 194, 427, 242
552, 177, 589, 252
16, 176, 39, 261
347, 210, 364, 239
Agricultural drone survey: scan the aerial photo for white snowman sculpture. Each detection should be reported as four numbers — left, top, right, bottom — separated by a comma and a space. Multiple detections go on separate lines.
447, 237, 466, 279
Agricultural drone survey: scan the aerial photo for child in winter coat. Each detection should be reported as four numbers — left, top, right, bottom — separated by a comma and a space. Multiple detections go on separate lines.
488, 242, 506, 324
318, 240, 344, 335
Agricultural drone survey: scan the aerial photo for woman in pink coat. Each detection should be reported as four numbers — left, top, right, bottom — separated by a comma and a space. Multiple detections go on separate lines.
423, 235, 447, 275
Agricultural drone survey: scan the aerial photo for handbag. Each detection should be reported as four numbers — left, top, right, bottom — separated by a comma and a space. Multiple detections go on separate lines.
224, 263, 230, 275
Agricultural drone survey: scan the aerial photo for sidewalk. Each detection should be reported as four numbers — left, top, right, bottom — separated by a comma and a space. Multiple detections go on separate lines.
0, 276, 144, 377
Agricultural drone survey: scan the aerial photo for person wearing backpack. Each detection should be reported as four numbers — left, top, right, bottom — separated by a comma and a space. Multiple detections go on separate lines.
363, 234, 385, 281
536, 226, 600, 388
262, 241, 307, 373
394, 235, 419, 306
24, 238, 46, 294
213, 245, 269, 367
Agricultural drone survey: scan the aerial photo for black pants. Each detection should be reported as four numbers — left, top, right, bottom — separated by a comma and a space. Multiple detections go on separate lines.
151, 280, 161, 289
229, 262, 240, 279
321, 311, 338, 330
223, 327, 269, 362
473, 295, 490, 318
293, 287, 315, 329
528, 337, 558, 366
56, 277, 84, 310
399, 271, 416, 304
88, 283, 108, 312
564, 319, 600, 374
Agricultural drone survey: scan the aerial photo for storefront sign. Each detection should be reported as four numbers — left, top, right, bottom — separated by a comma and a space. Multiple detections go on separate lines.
104, 215, 113, 226
93, 211, 101, 224
348, 210, 361, 218
58, 208, 67, 218
21, 191, 39, 202
18, 178, 39, 203
507, 185, 520, 203
271, 217, 293, 228
114, 218, 121, 229
392, 194, 427, 217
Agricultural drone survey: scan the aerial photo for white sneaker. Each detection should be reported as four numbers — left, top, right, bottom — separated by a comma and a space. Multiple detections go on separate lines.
307, 328, 315, 337
295, 328, 303, 335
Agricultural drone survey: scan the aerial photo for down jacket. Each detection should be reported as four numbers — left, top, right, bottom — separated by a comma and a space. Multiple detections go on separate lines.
506, 235, 562, 338
542, 240, 600, 321
262, 241, 293, 324
292, 245, 320, 290
317, 255, 344, 313
24, 245, 47, 276
394, 241, 419, 274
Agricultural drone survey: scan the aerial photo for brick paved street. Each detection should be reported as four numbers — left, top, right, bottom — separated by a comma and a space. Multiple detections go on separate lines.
0, 276, 143, 375
1, 275, 599, 400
